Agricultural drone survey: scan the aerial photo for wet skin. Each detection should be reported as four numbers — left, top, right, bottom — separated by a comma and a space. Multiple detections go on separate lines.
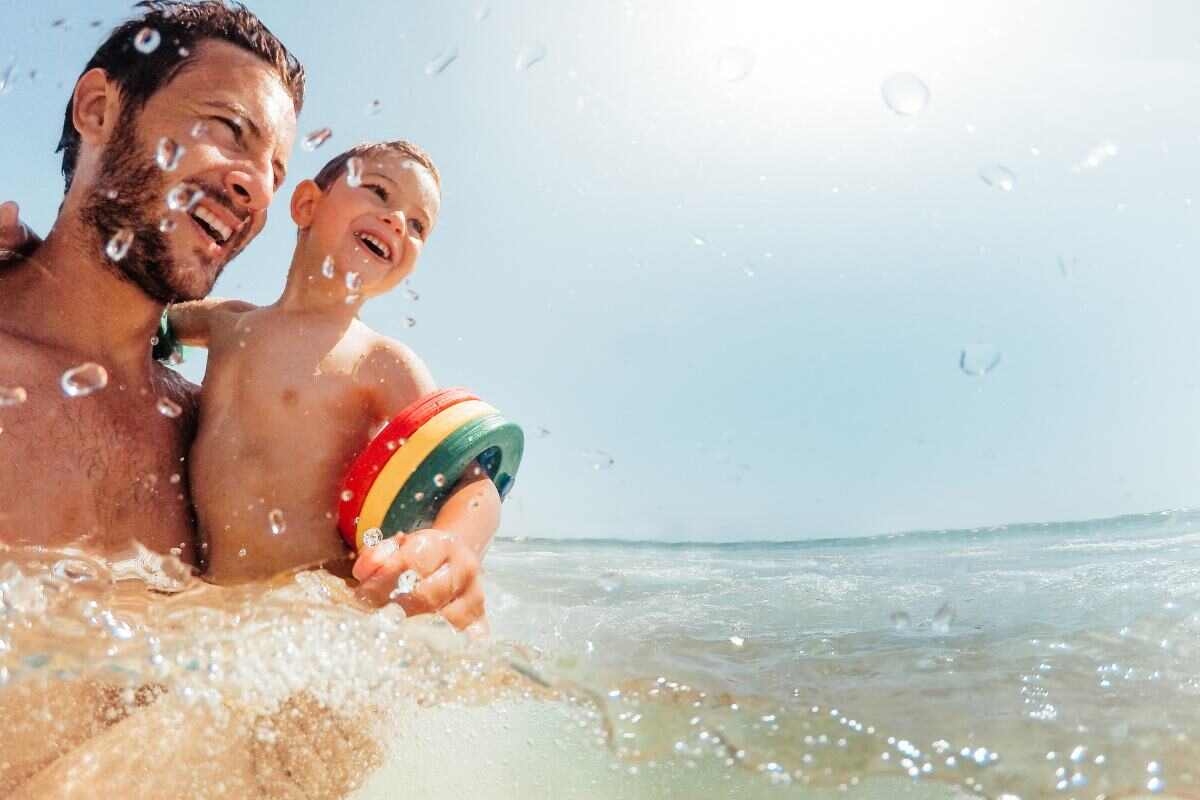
0, 40, 297, 562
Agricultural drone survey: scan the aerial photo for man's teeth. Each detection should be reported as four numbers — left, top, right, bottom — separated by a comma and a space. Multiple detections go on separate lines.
191, 206, 232, 243
356, 232, 391, 260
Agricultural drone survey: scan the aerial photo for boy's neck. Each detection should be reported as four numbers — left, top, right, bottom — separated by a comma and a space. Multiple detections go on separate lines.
277, 238, 366, 318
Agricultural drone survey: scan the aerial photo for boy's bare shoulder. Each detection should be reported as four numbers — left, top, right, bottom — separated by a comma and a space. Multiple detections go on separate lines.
352, 325, 436, 415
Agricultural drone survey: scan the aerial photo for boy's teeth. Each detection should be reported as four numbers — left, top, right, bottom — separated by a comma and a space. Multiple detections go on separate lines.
357, 232, 391, 260
191, 206, 231, 243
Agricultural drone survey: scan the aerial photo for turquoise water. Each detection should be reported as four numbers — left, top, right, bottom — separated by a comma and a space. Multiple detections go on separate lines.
3, 510, 1200, 797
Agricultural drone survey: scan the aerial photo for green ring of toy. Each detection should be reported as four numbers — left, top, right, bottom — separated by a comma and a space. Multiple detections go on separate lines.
380, 414, 524, 536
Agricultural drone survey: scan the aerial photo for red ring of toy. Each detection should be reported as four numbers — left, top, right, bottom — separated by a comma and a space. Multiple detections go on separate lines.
337, 387, 478, 543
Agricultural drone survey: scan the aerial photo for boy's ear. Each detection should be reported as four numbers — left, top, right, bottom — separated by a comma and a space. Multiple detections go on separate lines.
72, 68, 119, 146
290, 179, 323, 228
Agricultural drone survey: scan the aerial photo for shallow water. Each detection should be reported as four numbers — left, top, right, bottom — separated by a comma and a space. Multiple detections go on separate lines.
4, 511, 1200, 798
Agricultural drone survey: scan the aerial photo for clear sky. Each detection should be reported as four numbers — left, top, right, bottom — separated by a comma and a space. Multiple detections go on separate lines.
3, 0, 1200, 541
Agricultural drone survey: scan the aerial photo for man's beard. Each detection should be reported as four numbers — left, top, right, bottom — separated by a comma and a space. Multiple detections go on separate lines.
79, 110, 232, 303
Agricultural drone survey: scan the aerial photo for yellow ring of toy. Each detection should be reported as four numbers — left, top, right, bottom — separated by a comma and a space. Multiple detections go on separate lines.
355, 399, 497, 547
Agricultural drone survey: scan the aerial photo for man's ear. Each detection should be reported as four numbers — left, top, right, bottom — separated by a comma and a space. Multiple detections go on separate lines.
290, 179, 322, 228
71, 68, 120, 145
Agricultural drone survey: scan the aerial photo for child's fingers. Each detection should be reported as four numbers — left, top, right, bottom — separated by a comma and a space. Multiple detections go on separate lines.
350, 536, 400, 582
439, 584, 486, 631
0, 201, 16, 230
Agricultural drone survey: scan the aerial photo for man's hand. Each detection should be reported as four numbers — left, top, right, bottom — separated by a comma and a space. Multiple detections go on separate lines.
0, 202, 38, 256
352, 529, 486, 630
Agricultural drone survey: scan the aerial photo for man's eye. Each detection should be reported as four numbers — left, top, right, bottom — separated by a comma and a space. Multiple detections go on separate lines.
214, 116, 243, 141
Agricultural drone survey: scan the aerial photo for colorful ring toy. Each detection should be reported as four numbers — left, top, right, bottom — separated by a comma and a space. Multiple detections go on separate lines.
337, 388, 524, 549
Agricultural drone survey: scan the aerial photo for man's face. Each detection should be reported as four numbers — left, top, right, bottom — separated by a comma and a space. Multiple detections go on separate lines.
81, 39, 298, 302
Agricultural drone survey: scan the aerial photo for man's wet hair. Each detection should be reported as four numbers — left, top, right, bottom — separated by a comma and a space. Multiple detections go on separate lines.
313, 141, 441, 193
57, 0, 305, 192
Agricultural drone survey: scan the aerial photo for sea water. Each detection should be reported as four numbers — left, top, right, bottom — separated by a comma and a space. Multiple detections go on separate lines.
3, 510, 1200, 798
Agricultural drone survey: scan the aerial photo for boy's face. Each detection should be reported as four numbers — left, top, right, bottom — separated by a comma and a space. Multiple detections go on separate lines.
305, 152, 440, 295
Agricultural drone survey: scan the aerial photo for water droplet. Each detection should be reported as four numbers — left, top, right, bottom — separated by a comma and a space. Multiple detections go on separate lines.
61, 363, 108, 397
586, 449, 615, 470
433, 473, 447, 488
159, 218, 176, 233
302, 127, 332, 152
340, 489, 353, 502
365, 99, 382, 116
1070, 746, 1087, 763
362, 528, 383, 548
346, 156, 363, 188
931, 603, 955, 634
1073, 141, 1118, 173
345, 271, 362, 292
166, 183, 204, 212
268, 508, 286, 535
890, 611, 910, 631
881, 72, 930, 116
0, 386, 27, 407
596, 571, 624, 593
133, 27, 161, 54
715, 47, 755, 82
0, 61, 16, 96
536, 426, 551, 438
190, 120, 209, 139
404, 317, 416, 328
425, 47, 459, 76
1148, 761, 1161, 774
390, 569, 421, 598
156, 397, 182, 418
959, 345, 1002, 377
515, 42, 547, 71
413, 491, 425, 501
321, 256, 336, 279
475, 4, 491, 22
979, 164, 1016, 192
169, 473, 181, 484
404, 287, 420, 301
238, 547, 247, 558
692, 235, 706, 246
729, 635, 745, 648
105, 229, 134, 261
345, 295, 359, 305
155, 137, 184, 171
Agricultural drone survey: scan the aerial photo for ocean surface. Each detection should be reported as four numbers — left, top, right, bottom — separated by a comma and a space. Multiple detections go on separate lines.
4, 510, 1200, 798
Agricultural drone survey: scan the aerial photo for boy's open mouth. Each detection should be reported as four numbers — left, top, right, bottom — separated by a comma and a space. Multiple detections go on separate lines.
354, 231, 392, 263
190, 205, 233, 245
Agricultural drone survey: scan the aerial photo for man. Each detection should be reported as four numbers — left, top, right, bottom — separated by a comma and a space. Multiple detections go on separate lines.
0, 1, 301, 564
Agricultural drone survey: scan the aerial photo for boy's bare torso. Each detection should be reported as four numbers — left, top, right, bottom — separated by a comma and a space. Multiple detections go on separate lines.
0, 329, 198, 561
192, 305, 413, 581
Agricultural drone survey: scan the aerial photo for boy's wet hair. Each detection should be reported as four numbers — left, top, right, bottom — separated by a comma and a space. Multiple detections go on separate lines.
57, 0, 305, 191
313, 141, 441, 193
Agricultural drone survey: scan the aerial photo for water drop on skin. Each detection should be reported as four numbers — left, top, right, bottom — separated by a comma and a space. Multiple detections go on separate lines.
362, 528, 383, 548
321, 256, 336, 279
881, 72, 930, 116
345, 271, 362, 292
61, 363, 109, 397
190, 120, 208, 139
105, 229, 134, 261
515, 42, 547, 71
156, 137, 185, 171
238, 548, 247, 558
268, 509, 286, 535
0, 386, 27, 407
133, 27, 161, 54
159, 218, 176, 233
346, 157, 364, 188
715, 47, 755, 82
390, 569, 421, 599
979, 164, 1016, 192
425, 47, 459, 76
301, 127, 332, 152
166, 183, 204, 212
156, 397, 182, 418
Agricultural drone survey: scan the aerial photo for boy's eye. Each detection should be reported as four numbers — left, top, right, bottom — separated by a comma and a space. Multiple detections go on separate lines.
408, 219, 425, 237
364, 183, 388, 201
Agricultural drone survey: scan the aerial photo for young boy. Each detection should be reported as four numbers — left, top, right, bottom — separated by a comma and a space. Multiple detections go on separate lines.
170, 141, 499, 630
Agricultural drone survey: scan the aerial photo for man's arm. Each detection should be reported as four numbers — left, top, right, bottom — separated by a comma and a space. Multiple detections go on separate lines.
168, 298, 258, 348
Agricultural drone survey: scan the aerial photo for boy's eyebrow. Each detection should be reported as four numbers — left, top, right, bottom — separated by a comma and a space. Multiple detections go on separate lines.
202, 100, 288, 188
364, 171, 435, 224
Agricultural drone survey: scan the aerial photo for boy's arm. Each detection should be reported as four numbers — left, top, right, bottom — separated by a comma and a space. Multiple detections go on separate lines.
168, 298, 258, 347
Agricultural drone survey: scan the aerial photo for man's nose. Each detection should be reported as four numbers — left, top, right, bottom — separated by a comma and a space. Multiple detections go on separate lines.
224, 167, 273, 213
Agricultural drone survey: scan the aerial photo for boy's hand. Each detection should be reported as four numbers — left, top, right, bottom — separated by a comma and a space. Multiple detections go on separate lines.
0, 201, 38, 255
352, 529, 485, 630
